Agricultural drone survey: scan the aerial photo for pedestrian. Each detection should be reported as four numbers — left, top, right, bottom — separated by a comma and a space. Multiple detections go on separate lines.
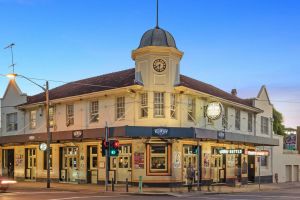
275, 173, 278, 184
186, 162, 195, 192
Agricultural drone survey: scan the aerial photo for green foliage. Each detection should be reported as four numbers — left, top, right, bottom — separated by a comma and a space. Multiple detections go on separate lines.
273, 108, 285, 136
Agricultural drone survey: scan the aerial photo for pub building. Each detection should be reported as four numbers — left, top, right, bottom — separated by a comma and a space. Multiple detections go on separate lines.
0, 20, 278, 186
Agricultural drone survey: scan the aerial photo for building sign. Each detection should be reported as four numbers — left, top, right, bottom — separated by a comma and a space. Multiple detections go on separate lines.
217, 131, 225, 140
218, 149, 243, 154
152, 128, 169, 137
39, 143, 47, 151
134, 152, 145, 169
245, 150, 269, 156
206, 102, 223, 120
73, 130, 83, 139
284, 134, 297, 150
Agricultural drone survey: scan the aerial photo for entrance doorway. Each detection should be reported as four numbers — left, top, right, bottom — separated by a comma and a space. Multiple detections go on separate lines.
211, 148, 226, 183
25, 148, 37, 180
248, 155, 255, 182
87, 146, 98, 184
110, 145, 132, 183
183, 145, 199, 184
60, 147, 78, 183
2, 149, 14, 178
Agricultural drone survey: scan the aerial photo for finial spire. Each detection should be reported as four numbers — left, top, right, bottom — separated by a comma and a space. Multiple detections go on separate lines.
4, 43, 16, 74
156, 0, 159, 28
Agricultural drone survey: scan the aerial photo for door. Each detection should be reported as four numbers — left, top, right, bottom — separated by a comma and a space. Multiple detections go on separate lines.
183, 145, 198, 184
2, 149, 14, 178
62, 147, 78, 182
25, 148, 37, 180
211, 154, 225, 183
293, 165, 299, 182
286, 165, 292, 182
248, 155, 255, 182
87, 146, 98, 184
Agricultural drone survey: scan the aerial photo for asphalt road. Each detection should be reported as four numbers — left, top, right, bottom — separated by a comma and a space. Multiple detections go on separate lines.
1, 188, 300, 200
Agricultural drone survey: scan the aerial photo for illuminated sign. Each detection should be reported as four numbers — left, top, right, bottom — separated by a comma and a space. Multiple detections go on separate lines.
206, 102, 223, 120
245, 150, 269, 156
218, 149, 243, 154
152, 128, 169, 136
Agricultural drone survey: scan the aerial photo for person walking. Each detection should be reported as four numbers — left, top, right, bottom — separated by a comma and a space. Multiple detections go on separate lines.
186, 162, 195, 192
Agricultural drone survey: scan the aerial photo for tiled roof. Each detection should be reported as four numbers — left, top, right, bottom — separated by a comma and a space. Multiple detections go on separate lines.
25, 68, 254, 108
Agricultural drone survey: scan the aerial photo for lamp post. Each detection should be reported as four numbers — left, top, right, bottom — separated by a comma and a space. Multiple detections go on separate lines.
6, 73, 51, 188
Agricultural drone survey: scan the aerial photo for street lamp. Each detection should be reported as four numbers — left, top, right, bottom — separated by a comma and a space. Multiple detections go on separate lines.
6, 73, 51, 188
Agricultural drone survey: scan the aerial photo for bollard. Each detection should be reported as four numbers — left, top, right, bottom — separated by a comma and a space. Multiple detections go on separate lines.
126, 178, 129, 192
112, 178, 115, 192
138, 176, 143, 193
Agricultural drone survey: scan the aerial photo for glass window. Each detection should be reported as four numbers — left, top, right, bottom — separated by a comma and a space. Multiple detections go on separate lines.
248, 113, 253, 132
154, 92, 165, 117
49, 107, 55, 128
235, 109, 240, 130
140, 93, 148, 118
89, 101, 99, 123
149, 144, 168, 173
222, 107, 228, 128
6, 112, 18, 132
170, 94, 177, 119
66, 104, 74, 126
116, 96, 125, 120
260, 156, 268, 166
90, 146, 98, 169
30, 110, 37, 129
188, 97, 195, 121
118, 145, 132, 169
261, 116, 269, 134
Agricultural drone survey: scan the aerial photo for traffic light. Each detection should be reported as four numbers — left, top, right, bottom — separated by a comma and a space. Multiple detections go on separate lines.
101, 139, 109, 157
109, 140, 120, 157
192, 145, 198, 154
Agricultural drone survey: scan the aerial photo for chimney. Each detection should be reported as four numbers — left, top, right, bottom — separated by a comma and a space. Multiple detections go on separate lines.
231, 89, 237, 96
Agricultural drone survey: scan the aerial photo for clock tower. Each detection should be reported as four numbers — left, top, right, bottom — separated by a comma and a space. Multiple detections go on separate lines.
132, 27, 183, 91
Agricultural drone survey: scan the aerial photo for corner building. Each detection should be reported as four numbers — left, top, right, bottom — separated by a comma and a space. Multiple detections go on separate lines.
0, 26, 278, 186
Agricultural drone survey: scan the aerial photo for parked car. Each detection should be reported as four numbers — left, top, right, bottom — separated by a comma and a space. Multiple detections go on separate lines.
0, 176, 17, 192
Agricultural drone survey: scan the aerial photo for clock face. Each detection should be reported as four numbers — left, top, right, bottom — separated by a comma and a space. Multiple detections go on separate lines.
153, 59, 166, 72
39, 143, 47, 151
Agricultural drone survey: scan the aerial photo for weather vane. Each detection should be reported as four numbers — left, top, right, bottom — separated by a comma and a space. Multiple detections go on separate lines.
4, 43, 16, 74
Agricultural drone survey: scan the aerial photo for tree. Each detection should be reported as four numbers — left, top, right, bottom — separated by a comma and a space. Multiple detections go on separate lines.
273, 108, 285, 136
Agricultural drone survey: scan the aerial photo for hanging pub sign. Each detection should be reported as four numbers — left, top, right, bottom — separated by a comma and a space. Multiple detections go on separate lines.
152, 128, 169, 137
39, 143, 47, 151
73, 130, 83, 139
218, 149, 244, 154
245, 150, 269, 156
205, 102, 223, 120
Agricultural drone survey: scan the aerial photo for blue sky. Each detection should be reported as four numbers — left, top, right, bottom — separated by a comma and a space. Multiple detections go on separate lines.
0, 0, 299, 128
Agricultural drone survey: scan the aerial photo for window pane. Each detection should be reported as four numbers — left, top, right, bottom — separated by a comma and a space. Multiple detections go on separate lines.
90, 101, 99, 123
116, 96, 125, 119
92, 157, 97, 168
151, 157, 166, 169
140, 93, 148, 118
151, 146, 166, 154
154, 92, 164, 117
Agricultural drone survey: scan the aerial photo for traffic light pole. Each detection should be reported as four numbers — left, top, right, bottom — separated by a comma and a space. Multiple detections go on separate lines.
105, 122, 109, 192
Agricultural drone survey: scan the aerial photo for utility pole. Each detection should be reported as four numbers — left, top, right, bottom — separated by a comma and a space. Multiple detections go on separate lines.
197, 140, 201, 191
105, 122, 109, 191
258, 156, 261, 191
46, 81, 51, 188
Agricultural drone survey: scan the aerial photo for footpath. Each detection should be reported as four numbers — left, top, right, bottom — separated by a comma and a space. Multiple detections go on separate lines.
8, 181, 300, 196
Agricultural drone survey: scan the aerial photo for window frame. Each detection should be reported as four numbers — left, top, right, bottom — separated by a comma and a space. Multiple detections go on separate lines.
116, 96, 125, 120
89, 101, 99, 123
66, 104, 74, 126
29, 110, 37, 129
187, 96, 196, 122
261, 116, 269, 134
49, 106, 55, 128
153, 92, 165, 118
6, 112, 18, 132
140, 93, 148, 118
248, 113, 253, 132
146, 143, 171, 176
235, 109, 241, 130
170, 94, 177, 119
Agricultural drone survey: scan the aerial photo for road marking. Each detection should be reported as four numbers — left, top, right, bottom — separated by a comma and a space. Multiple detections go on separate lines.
49, 195, 129, 200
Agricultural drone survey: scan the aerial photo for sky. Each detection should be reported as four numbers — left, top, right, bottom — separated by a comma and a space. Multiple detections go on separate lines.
0, 0, 299, 128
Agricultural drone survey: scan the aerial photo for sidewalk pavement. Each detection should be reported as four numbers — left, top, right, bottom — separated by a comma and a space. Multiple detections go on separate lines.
8, 181, 300, 196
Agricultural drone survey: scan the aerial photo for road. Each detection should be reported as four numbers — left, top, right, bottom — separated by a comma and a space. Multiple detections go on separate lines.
1, 187, 300, 200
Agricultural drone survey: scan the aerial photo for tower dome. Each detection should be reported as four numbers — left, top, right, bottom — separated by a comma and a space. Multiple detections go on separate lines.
138, 27, 177, 49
